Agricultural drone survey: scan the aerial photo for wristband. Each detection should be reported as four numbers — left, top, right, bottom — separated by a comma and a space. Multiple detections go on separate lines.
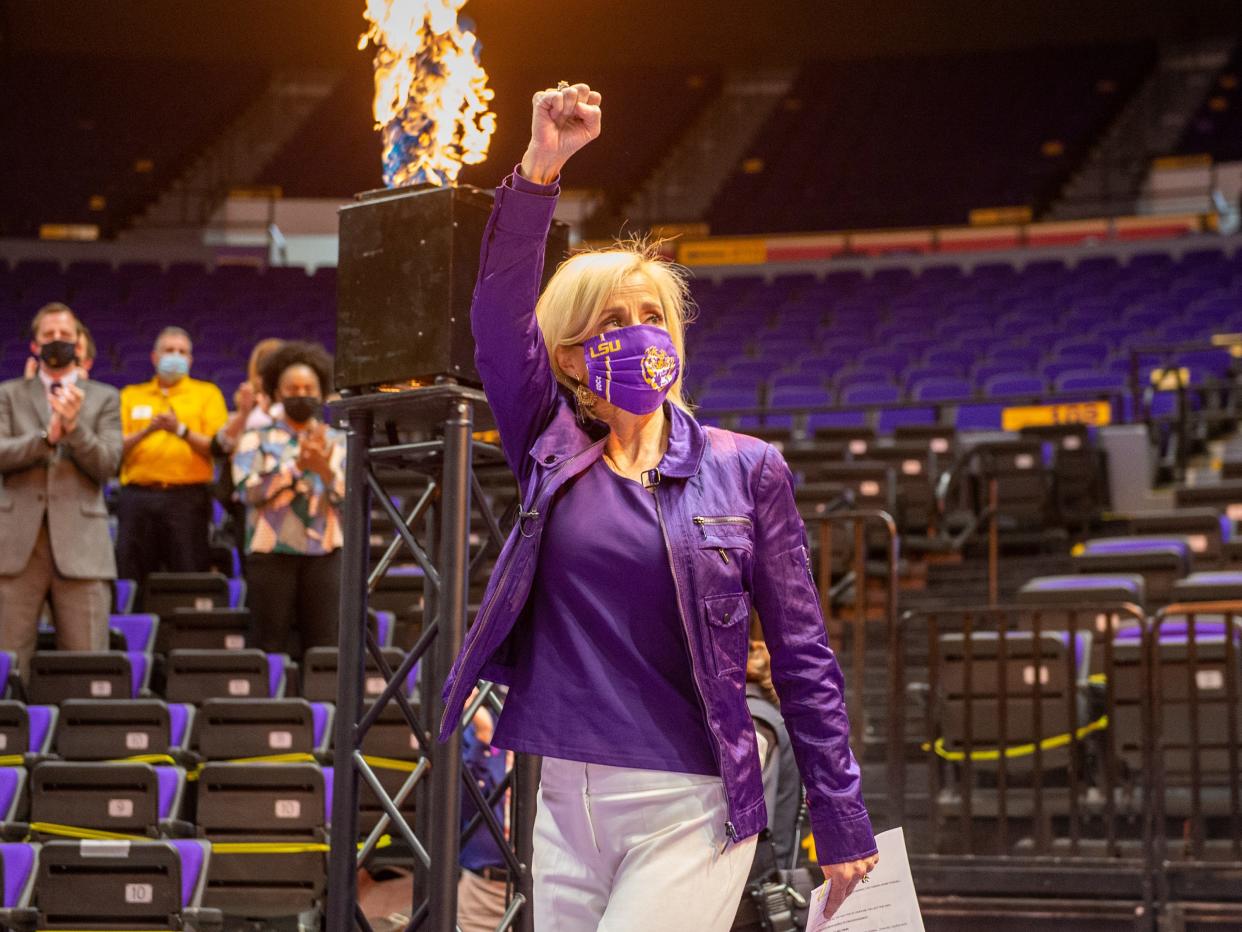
176, 422, 189, 439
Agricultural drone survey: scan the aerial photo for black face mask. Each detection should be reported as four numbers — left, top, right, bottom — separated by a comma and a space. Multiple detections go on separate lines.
283, 395, 322, 423
38, 340, 78, 370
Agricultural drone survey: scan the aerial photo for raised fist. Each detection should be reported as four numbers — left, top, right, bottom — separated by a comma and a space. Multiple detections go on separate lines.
520, 82, 602, 184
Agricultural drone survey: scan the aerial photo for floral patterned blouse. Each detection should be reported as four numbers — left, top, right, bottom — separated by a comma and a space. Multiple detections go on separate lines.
231, 420, 346, 556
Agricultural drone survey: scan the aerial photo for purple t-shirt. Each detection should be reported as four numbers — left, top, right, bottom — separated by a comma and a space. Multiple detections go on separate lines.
492, 457, 718, 775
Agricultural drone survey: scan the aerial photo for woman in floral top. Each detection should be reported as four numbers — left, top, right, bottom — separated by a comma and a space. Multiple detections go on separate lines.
232, 341, 345, 658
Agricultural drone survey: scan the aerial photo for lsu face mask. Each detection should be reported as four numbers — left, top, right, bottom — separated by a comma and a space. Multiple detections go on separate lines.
583, 324, 680, 415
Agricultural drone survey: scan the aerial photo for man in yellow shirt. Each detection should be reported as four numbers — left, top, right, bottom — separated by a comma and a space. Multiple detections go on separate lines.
117, 326, 228, 585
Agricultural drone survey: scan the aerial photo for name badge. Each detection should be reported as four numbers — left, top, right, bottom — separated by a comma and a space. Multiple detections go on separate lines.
131, 405, 153, 420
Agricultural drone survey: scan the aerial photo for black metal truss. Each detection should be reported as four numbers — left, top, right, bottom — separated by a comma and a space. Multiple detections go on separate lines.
326, 386, 537, 932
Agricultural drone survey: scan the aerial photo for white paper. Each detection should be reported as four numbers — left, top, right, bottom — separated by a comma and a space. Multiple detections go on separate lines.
805, 827, 925, 932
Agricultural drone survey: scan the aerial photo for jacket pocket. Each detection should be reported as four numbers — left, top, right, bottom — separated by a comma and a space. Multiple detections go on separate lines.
702, 592, 748, 678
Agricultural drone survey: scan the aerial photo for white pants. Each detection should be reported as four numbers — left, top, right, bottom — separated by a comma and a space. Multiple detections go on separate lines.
533, 757, 757, 932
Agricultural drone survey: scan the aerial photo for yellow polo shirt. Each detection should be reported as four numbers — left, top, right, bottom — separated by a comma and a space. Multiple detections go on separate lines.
120, 376, 228, 486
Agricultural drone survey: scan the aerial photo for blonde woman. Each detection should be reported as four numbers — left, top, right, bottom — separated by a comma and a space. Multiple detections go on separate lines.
438, 83, 877, 930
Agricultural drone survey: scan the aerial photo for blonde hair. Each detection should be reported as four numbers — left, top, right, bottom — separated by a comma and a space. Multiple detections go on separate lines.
534, 241, 696, 412
247, 338, 284, 386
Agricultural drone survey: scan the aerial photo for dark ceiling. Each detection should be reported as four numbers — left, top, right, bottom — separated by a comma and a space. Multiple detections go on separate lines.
4, 0, 1240, 71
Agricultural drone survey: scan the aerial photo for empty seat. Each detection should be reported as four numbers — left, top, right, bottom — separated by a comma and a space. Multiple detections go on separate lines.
108, 613, 159, 654
1073, 536, 1192, 602
300, 647, 411, 703
1172, 571, 1242, 602
142, 572, 238, 615
0, 653, 13, 700
30, 761, 187, 838
1018, 574, 1145, 606
113, 578, 138, 614
195, 762, 328, 920
193, 698, 333, 760
970, 440, 1051, 534
34, 839, 218, 931
936, 629, 1093, 775
1115, 615, 1242, 815
1128, 508, 1226, 564
0, 702, 57, 762
0, 841, 38, 923
54, 699, 194, 762
869, 442, 939, 534
154, 608, 252, 653
0, 768, 27, 827
27, 651, 151, 704
163, 649, 289, 702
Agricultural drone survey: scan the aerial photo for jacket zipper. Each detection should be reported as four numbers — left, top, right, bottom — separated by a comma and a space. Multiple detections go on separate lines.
692, 515, 752, 540
657, 491, 738, 845
441, 440, 606, 736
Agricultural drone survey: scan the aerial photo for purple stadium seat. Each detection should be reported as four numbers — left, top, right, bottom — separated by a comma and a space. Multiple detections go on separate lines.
1053, 370, 1127, 394
842, 384, 901, 406
910, 377, 974, 402
0, 842, 37, 909
109, 614, 159, 654
983, 374, 1046, 398
955, 403, 1004, 432
877, 407, 936, 433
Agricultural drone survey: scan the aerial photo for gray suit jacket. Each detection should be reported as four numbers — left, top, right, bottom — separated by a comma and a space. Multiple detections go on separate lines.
0, 377, 123, 579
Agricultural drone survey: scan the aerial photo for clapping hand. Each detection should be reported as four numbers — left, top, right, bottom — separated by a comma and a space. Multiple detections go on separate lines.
150, 411, 180, 434
520, 82, 602, 184
46, 383, 84, 444
296, 422, 332, 480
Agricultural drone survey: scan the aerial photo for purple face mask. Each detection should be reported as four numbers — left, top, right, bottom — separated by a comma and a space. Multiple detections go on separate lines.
583, 323, 681, 415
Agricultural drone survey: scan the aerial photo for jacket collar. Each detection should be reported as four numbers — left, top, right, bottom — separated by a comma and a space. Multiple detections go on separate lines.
528, 389, 707, 478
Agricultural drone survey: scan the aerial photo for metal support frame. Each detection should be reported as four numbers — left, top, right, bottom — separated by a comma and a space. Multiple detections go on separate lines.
326, 386, 535, 932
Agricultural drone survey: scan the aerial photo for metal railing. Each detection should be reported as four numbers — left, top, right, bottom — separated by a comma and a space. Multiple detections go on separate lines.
805, 507, 899, 785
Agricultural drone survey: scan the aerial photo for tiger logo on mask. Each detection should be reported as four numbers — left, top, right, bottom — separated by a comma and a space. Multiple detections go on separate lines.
641, 345, 678, 392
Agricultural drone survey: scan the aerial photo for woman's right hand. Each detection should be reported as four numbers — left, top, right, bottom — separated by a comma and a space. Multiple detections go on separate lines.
520, 82, 602, 184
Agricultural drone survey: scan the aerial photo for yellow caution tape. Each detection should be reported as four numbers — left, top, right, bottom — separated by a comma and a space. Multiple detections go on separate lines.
108, 754, 178, 767
29, 822, 146, 841
185, 752, 319, 781
31, 821, 392, 854
922, 714, 1110, 761
211, 841, 330, 854
361, 754, 421, 773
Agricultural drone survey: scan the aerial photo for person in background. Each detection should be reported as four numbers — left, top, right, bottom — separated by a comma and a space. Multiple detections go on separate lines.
231, 341, 344, 657
458, 696, 512, 932
0, 303, 121, 676
214, 337, 284, 457
116, 326, 228, 584
210, 338, 285, 567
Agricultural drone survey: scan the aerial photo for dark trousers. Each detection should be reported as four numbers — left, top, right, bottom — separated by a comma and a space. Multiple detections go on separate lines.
245, 550, 341, 658
115, 484, 212, 584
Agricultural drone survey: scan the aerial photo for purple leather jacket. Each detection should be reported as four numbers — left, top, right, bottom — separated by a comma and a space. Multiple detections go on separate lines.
439, 173, 877, 864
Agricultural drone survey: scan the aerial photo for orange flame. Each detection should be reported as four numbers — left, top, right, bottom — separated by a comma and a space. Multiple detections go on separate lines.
360, 0, 496, 187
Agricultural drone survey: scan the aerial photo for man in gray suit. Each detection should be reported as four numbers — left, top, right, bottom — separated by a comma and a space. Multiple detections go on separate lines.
0, 302, 122, 676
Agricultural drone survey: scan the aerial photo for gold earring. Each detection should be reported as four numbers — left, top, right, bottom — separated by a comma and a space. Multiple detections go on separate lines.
574, 381, 596, 408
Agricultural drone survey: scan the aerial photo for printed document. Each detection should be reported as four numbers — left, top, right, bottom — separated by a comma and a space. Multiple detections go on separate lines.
805, 827, 925, 932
